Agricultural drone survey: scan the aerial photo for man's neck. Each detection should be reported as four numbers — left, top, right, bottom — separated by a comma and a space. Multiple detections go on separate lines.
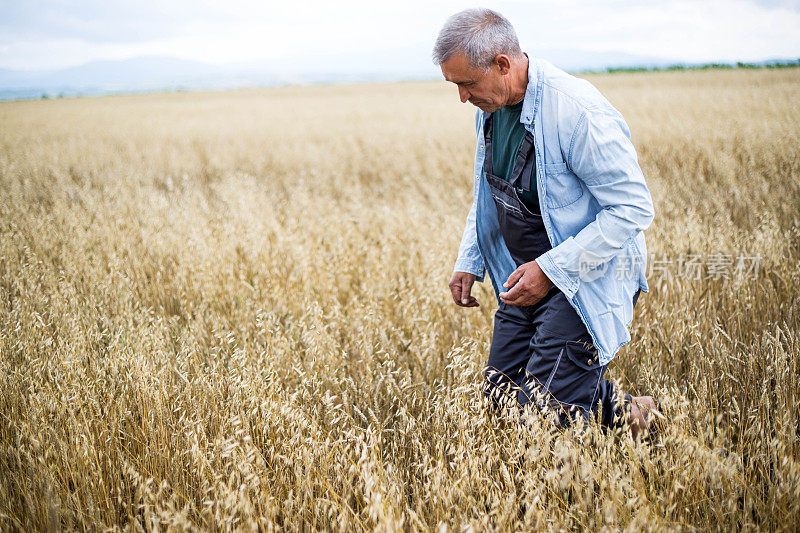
507, 53, 529, 106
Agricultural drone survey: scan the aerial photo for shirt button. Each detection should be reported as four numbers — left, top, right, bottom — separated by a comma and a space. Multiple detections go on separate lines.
587, 359, 593, 366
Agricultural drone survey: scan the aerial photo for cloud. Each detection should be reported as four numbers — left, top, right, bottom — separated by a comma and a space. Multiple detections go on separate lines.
747, 0, 800, 9
0, 0, 798, 70
507, 0, 800, 62
0, 0, 236, 43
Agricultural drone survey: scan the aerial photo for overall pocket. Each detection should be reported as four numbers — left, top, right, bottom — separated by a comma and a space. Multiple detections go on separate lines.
541, 339, 602, 410
487, 173, 551, 266
511, 186, 543, 221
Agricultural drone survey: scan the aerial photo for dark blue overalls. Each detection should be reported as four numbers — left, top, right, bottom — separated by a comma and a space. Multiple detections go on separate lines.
481, 113, 638, 429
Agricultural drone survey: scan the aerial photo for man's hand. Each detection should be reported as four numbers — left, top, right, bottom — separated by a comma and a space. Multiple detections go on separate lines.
499, 260, 553, 306
449, 271, 480, 307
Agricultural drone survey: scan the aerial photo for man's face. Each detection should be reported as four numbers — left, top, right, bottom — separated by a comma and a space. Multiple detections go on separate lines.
440, 52, 508, 113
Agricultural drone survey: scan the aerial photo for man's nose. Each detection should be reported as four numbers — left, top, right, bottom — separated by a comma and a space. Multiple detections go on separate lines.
458, 86, 470, 103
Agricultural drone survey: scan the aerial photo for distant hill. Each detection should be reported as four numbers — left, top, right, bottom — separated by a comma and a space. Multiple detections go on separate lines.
0, 56, 279, 100
533, 49, 672, 73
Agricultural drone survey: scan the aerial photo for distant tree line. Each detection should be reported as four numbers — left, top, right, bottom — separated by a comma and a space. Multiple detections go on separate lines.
592, 58, 800, 75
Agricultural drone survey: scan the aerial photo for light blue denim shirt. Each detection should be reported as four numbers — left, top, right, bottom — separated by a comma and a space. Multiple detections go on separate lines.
454, 57, 655, 366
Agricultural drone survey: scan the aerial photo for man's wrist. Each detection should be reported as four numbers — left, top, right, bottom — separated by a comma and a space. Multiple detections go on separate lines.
534, 259, 553, 287
453, 259, 485, 281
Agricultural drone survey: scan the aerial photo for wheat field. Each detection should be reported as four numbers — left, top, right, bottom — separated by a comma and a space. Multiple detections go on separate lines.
1, 67, 799, 531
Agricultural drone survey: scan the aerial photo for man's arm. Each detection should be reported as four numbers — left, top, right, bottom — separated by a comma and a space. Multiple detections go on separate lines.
453, 109, 487, 281
534, 106, 655, 299
453, 196, 485, 281
449, 110, 487, 308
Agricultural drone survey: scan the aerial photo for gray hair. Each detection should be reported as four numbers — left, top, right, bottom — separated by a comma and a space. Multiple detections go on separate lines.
432, 8, 523, 71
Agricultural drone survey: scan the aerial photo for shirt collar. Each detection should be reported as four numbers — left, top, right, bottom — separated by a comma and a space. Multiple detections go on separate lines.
519, 53, 539, 127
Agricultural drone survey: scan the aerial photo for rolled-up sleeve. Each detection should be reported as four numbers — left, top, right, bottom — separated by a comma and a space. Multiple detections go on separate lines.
535, 107, 654, 297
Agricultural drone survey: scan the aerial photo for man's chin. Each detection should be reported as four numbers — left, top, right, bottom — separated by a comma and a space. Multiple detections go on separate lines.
475, 102, 501, 113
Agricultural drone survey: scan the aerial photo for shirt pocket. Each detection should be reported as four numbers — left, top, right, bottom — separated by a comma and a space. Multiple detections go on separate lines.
544, 162, 584, 209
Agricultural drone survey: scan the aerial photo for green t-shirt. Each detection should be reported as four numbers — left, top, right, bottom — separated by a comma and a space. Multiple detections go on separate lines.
491, 99, 539, 214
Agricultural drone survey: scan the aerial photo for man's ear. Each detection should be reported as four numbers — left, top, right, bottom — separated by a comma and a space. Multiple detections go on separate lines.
494, 54, 512, 75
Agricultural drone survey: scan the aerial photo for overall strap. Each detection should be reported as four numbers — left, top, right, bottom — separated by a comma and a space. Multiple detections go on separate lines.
483, 113, 494, 176
509, 131, 535, 192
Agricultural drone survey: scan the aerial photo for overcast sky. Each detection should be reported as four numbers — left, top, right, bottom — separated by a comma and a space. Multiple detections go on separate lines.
1, 0, 799, 71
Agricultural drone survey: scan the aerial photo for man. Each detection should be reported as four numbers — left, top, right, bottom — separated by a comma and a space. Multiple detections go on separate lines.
433, 8, 660, 439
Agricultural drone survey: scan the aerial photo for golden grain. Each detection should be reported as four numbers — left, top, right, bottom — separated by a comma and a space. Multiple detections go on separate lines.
1, 67, 799, 531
